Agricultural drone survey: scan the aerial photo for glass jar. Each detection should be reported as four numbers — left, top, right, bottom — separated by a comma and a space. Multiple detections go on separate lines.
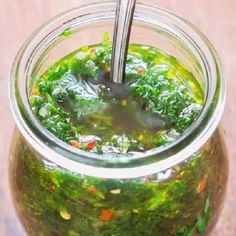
9, 2, 228, 236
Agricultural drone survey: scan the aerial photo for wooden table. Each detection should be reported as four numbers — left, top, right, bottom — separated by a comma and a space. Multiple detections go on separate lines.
0, 1, 235, 235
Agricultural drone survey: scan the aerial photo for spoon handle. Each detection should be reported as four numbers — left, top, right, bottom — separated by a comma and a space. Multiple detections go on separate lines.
111, 0, 136, 84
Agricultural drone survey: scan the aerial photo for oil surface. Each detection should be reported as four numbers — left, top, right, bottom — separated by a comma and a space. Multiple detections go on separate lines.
30, 35, 203, 155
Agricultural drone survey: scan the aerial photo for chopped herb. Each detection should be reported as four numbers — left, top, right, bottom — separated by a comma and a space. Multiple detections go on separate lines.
60, 28, 72, 37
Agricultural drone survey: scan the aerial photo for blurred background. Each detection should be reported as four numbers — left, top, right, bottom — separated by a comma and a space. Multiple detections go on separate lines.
0, 0, 235, 235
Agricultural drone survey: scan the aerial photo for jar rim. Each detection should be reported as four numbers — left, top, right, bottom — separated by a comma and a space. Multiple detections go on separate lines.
9, 1, 225, 178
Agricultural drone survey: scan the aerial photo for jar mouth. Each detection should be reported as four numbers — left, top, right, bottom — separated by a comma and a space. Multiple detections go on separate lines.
9, 1, 225, 178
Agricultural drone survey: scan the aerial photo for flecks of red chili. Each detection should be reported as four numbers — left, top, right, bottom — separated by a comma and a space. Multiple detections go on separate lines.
100, 208, 113, 221
85, 140, 97, 150
87, 185, 97, 193
136, 67, 145, 74
196, 174, 208, 194
48, 184, 57, 192
69, 140, 80, 148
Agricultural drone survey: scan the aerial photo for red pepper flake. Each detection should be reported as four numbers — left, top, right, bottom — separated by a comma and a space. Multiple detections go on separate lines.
136, 67, 145, 74
87, 185, 97, 193
100, 209, 113, 221
105, 66, 111, 73
31, 87, 40, 96
85, 140, 97, 150
196, 174, 208, 194
69, 140, 80, 148
48, 184, 56, 192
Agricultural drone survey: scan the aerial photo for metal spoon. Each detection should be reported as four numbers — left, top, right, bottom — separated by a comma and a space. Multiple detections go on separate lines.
111, 0, 136, 84
103, 0, 172, 130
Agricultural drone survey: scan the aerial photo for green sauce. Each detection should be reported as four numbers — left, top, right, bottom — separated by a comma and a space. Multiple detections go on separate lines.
30, 34, 203, 155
